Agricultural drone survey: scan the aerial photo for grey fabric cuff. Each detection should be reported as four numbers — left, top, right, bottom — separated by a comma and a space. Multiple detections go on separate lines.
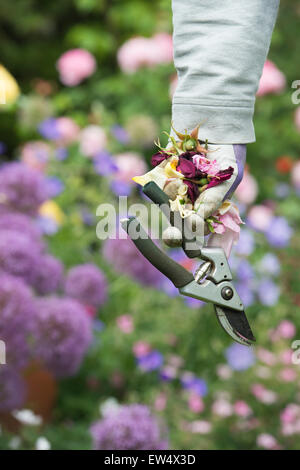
171, 100, 255, 144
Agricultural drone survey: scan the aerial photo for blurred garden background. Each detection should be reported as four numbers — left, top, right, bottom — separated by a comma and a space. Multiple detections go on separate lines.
0, 0, 300, 450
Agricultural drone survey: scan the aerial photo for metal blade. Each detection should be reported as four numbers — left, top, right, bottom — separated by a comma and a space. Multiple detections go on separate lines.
214, 305, 256, 346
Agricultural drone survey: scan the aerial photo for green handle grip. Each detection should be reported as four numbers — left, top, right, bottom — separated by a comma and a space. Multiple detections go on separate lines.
143, 182, 201, 259
121, 217, 194, 289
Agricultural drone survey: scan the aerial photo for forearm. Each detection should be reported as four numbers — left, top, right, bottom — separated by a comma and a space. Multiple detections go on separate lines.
171, 0, 280, 143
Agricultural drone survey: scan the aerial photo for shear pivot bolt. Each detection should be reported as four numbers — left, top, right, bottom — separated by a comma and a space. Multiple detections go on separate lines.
221, 286, 233, 300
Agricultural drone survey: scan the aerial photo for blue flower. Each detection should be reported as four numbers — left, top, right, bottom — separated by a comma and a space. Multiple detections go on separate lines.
38, 118, 60, 140
266, 217, 293, 248
235, 282, 255, 307
180, 374, 208, 396
46, 176, 64, 198
111, 125, 130, 144
110, 180, 131, 196
94, 151, 118, 176
55, 148, 68, 160
137, 350, 163, 372
225, 343, 256, 371
257, 279, 280, 306
236, 259, 254, 282
258, 253, 281, 276
234, 229, 255, 256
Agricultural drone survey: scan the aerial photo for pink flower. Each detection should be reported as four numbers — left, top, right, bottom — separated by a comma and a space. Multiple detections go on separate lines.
116, 314, 134, 334
192, 155, 220, 176
280, 404, 300, 424
117, 34, 173, 74
256, 433, 278, 450
20, 141, 52, 172
235, 171, 258, 205
251, 384, 277, 404
114, 152, 147, 183
247, 204, 273, 232
189, 420, 212, 434
257, 60, 286, 97
295, 107, 300, 133
56, 117, 80, 144
188, 393, 204, 413
79, 125, 107, 157
208, 204, 243, 257
212, 399, 233, 417
291, 160, 300, 189
216, 364, 233, 380
154, 392, 167, 411
277, 320, 296, 339
132, 341, 151, 357
56, 49, 96, 86
234, 401, 252, 418
257, 347, 277, 366
280, 368, 297, 382
280, 349, 293, 365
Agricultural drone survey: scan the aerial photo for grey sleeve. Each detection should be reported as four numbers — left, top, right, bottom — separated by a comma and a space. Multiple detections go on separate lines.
171, 0, 280, 144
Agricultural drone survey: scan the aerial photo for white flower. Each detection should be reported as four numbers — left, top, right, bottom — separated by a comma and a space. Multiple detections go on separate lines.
12, 409, 42, 426
100, 398, 120, 418
35, 437, 51, 450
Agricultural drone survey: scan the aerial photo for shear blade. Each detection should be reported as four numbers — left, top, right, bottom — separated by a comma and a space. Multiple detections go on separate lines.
214, 305, 256, 346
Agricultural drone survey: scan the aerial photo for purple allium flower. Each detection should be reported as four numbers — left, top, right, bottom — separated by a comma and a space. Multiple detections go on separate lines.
235, 282, 255, 307
234, 229, 255, 256
257, 279, 280, 306
265, 217, 293, 248
33, 297, 93, 378
111, 125, 130, 144
0, 229, 41, 285
110, 180, 131, 196
0, 367, 26, 412
137, 350, 163, 372
258, 253, 281, 276
236, 259, 254, 282
94, 151, 118, 176
33, 254, 64, 295
45, 176, 64, 198
0, 212, 43, 246
103, 237, 162, 288
38, 118, 60, 140
225, 343, 256, 371
65, 263, 108, 308
0, 162, 48, 215
180, 374, 208, 396
0, 272, 36, 369
90, 404, 168, 450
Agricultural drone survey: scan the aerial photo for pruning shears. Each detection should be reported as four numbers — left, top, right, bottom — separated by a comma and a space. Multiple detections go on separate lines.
121, 181, 255, 346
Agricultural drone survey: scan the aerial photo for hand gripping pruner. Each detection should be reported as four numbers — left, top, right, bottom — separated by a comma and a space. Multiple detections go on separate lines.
121, 181, 256, 346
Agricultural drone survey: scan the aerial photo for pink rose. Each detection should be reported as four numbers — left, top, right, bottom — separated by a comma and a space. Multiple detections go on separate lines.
234, 400, 252, 418
256, 433, 278, 450
188, 393, 204, 413
235, 171, 258, 205
277, 320, 296, 339
79, 125, 107, 157
208, 204, 243, 257
192, 155, 220, 176
117, 34, 173, 74
56, 117, 80, 145
295, 107, 300, 133
56, 49, 96, 86
257, 60, 286, 97
114, 152, 147, 183
291, 160, 300, 189
116, 314, 134, 334
247, 204, 273, 232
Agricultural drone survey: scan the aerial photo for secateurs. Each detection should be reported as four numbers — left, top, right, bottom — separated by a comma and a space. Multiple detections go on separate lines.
121, 181, 255, 346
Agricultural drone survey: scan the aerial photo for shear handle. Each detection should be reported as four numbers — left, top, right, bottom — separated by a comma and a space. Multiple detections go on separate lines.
143, 182, 201, 259
121, 217, 194, 289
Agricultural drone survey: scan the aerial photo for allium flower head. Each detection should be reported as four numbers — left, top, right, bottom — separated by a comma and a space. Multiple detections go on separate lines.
65, 263, 108, 308
0, 212, 43, 246
103, 237, 162, 288
90, 404, 168, 450
33, 297, 93, 377
33, 254, 64, 295
0, 272, 36, 369
0, 367, 26, 412
0, 162, 48, 215
0, 229, 41, 285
